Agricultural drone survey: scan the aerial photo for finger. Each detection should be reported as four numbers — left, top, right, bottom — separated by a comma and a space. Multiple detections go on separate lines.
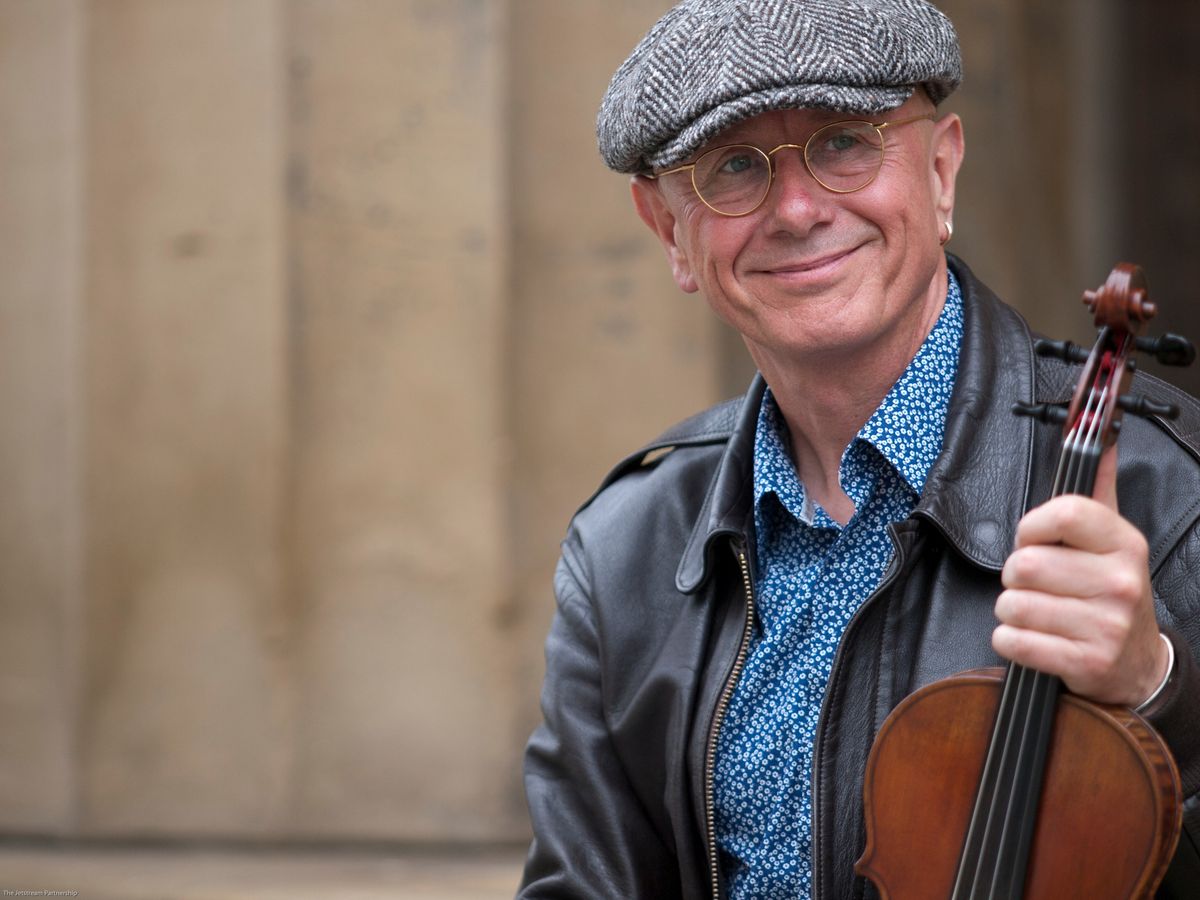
1001, 544, 1146, 601
992, 621, 1167, 706
993, 588, 1099, 641
991, 623, 1083, 681
1013, 492, 1144, 555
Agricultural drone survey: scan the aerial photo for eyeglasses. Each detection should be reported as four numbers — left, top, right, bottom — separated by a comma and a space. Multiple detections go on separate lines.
646, 114, 935, 216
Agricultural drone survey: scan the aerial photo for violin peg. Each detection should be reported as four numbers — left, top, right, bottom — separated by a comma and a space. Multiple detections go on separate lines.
1117, 394, 1180, 420
1012, 401, 1070, 425
1034, 339, 1090, 364
1134, 333, 1196, 367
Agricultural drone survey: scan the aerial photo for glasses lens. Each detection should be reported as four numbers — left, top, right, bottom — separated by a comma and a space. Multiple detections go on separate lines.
805, 122, 884, 192
691, 145, 771, 215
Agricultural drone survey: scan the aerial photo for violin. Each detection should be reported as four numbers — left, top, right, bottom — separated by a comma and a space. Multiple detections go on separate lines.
855, 264, 1189, 899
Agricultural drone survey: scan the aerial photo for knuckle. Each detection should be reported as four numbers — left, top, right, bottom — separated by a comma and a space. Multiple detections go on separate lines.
1109, 568, 1143, 603
996, 590, 1032, 627
992, 624, 1019, 658
1008, 628, 1033, 659
1095, 609, 1131, 644
1056, 499, 1085, 532
1007, 550, 1039, 584
1007, 591, 1032, 625
1080, 646, 1115, 683
1128, 532, 1150, 564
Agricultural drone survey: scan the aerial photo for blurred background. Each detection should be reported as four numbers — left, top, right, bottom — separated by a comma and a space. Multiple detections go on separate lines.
1, 0, 1197, 896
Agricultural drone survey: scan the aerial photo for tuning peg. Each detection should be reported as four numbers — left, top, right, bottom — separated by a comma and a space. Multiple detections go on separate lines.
1034, 339, 1090, 364
1117, 394, 1180, 420
1012, 402, 1070, 425
1134, 333, 1196, 367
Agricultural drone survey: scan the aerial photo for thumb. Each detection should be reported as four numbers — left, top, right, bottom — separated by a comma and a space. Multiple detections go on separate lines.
1093, 442, 1120, 511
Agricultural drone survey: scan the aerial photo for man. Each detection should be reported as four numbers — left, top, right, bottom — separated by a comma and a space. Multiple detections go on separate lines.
519, 1, 1200, 897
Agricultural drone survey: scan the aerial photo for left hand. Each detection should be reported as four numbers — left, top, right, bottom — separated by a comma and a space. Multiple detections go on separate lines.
993, 445, 1169, 706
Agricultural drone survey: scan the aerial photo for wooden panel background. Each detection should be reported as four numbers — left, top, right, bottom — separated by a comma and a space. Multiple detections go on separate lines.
0, 0, 1195, 846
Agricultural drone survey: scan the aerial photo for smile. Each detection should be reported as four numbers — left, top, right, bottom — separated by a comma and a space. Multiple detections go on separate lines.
757, 246, 860, 280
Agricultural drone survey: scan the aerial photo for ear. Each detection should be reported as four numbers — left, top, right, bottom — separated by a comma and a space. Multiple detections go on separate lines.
929, 113, 965, 231
630, 176, 699, 293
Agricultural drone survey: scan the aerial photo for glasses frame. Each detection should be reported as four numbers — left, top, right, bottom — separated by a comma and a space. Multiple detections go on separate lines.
646, 113, 936, 217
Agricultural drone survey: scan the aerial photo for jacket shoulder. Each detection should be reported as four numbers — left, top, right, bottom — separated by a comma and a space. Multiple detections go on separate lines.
1139, 372, 1200, 464
556, 392, 750, 604
578, 393, 744, 513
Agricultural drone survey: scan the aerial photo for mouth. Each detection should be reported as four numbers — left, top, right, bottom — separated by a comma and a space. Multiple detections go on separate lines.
758, 246, 859, 277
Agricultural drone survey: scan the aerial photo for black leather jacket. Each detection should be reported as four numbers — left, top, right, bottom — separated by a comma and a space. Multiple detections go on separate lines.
519, 258, 1200, 899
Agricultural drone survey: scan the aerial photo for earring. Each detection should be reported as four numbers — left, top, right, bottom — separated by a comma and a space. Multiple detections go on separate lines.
940, 220, 954, 246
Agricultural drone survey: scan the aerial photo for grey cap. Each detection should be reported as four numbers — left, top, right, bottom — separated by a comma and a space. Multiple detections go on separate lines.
598, 0, 962, 174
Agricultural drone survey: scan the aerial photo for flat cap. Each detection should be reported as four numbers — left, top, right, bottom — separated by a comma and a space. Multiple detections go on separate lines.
598, 0, 962, 174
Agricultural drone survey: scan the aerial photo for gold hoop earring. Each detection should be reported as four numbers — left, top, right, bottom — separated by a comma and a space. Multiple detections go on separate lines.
940, 220, 954, 246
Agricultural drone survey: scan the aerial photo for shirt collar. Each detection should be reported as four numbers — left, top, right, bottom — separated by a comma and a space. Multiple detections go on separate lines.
859, 268, 964, 495
753, 269, 964, 522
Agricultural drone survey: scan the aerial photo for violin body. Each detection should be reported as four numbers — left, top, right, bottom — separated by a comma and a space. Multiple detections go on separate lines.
856, 668, 1182, 899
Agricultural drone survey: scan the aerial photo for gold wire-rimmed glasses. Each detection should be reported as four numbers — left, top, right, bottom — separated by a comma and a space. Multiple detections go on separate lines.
645, 113, 935, 216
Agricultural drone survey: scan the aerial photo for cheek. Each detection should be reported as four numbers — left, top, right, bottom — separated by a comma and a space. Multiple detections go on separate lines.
856, 180, 937, 263
677, 198, 714, 244
679, 209, 749, 279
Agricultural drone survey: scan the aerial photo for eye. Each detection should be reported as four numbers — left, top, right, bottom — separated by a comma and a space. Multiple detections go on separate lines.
827, 131, 863, 152
818, 128, 871, 155
721, 153, 757, 174
691, 145, 771, 212
696, 145, 768, 181
805, 122, 882, 181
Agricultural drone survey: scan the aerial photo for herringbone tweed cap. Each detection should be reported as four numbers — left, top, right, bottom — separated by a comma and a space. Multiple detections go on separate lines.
598, 0, 961, 174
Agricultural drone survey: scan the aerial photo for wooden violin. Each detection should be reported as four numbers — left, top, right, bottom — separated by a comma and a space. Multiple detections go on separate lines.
855, 264, 1190, 899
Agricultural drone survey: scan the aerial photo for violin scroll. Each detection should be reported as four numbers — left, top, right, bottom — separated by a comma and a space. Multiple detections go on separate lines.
1082, 263, 1155, 332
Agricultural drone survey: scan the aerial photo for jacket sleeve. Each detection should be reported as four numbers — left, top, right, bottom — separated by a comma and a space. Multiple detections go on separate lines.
517, 535, 682, 899
1144, 523, 1200, 896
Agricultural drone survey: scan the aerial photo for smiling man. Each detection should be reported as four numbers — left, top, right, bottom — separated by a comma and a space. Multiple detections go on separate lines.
518, 2, 1200, 898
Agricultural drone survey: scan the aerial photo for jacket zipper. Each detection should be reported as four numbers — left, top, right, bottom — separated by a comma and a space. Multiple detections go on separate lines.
809, 525, 908, 899
704, 545, 757, 900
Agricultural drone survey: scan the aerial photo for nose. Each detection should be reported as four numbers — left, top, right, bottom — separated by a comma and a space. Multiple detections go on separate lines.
762, 147, 830, 231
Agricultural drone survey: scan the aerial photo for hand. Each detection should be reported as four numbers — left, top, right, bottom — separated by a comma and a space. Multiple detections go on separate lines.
992, 445, 1169, 706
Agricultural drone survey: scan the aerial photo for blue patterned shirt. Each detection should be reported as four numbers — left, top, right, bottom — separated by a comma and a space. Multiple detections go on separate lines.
714, 271, 964, 898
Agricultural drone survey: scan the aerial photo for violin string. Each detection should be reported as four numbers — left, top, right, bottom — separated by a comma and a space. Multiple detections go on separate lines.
1061, 407, 1086, 497
983, 666, 1040, 900
990, 669, 1059, 899
967, 664, 1028, 897
983, 665, 1055, 900
1077, 377, 1110, 494
1049, 420, 1073, 496
953, 658, 1024, 897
